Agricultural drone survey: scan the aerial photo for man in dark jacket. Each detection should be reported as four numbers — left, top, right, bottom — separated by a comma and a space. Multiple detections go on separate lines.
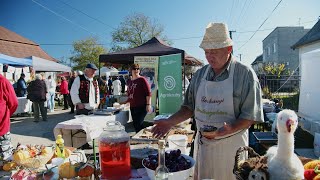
119, 75, 126, 94
68, 71, 77, 114
107, 76, 113, 95
27, 74, 47, 122
16, 73, 27, 97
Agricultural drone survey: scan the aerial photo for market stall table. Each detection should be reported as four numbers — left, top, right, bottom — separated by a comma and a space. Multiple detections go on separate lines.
53, 109, 130, 149
13, 97, 32, 115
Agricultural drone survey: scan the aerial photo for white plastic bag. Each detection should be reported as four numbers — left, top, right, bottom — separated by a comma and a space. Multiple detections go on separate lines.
314, 132, 320, 157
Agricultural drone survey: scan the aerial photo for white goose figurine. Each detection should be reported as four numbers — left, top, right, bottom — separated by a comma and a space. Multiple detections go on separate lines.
266, 109, 304, 180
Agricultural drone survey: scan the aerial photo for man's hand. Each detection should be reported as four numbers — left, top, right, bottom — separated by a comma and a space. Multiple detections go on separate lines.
202, 122, 233, 139
151, 119, 174, 139
77, 103, 85, 110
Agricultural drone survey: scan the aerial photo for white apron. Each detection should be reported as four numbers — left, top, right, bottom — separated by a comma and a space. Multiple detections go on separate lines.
193, 60, 248, 180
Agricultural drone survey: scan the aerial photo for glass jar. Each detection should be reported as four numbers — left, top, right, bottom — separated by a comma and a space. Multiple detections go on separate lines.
98, 121, 131, 180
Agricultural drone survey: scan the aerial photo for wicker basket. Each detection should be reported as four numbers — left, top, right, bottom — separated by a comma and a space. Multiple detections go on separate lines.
233, 146, 262, 180
15, 148, 55, 169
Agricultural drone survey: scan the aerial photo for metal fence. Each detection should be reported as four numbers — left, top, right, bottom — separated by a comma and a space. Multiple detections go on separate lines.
259, 75, 300, 111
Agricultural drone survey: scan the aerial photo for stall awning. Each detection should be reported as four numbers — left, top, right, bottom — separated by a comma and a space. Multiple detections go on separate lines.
28, 56, 71, 72
0, 53, 32, 66
99, 37, 203, 66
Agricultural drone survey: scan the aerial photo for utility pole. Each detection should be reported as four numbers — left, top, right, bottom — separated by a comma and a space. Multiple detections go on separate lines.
239, 54, 242, 61
229, 30, 236, 54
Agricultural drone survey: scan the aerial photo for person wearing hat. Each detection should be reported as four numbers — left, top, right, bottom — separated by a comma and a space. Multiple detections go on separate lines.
70, 63, 100, 115
152, 23, 264, 179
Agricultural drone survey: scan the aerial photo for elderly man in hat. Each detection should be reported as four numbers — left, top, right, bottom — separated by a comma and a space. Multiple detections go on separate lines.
152, 23, 264, 179
70, 63, 100, 115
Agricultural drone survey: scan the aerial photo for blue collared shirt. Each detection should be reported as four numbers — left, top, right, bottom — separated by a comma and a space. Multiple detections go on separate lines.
183, 58, 264, 123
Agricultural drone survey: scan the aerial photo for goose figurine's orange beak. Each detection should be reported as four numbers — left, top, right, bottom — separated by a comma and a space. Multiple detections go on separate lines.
286, 119, 295, 133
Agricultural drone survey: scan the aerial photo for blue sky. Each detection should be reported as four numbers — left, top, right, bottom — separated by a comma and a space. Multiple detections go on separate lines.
1, 0, 319, 66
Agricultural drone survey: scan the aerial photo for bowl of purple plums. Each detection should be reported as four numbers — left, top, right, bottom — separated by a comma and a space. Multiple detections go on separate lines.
142, 149, 195, 180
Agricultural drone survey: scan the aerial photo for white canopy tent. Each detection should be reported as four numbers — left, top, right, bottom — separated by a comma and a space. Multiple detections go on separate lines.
28, 56, 71, 72
96, 66, 118, 77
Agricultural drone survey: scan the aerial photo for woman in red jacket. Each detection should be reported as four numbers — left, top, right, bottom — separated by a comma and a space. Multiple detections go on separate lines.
0, 74, 18, 160
60, 76, 69, 110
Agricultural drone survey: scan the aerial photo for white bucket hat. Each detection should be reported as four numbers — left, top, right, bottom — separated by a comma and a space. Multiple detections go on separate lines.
199, 22, 233, 49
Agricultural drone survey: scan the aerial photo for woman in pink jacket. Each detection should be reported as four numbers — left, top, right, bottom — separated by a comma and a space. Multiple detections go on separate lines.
60, 76, 69, 110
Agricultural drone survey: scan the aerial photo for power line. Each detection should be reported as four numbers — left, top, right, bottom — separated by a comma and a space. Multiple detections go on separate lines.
168, 28, 278, 41
56, 0, 115, 30
228, 0, 236, 25
233, 0, 249, 28
232, 0, 253, 40
230, 0, 240, 28
237, 0, 283, 50
31, 0, 97, 36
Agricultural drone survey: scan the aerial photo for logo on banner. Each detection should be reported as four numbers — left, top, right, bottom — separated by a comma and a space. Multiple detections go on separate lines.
164, 76, 175, 90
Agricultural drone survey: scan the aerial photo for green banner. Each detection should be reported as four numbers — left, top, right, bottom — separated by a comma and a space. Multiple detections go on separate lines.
158, 54, 182, 114
134, 56, 159, 121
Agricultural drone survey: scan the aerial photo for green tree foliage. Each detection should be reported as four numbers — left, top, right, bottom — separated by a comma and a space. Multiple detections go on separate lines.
70, 37, 107, 70
261, 62, 289, 77
110, 13, 170, 51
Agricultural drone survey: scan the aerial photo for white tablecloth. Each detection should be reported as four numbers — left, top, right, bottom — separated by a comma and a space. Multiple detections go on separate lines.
53, 111, 131, 148
13, 97, 32, 115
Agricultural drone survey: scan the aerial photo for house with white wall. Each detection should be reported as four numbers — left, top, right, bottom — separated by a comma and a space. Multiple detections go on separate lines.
291, 20, 320, 135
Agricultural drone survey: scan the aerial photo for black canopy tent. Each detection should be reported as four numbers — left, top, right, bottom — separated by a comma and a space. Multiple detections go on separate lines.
99, 37, 203, 66
99, 37, 203, 94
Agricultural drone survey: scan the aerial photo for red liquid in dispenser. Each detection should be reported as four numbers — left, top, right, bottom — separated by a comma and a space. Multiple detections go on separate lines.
99, 140, 131, 180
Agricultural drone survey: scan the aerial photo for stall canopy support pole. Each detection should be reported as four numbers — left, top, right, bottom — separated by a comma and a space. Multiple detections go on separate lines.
92, 138, 98, 180
98, 62, 101, 77
182, 51, 186, 95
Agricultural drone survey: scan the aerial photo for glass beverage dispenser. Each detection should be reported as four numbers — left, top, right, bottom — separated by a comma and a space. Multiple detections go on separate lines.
98, 121, 131, 180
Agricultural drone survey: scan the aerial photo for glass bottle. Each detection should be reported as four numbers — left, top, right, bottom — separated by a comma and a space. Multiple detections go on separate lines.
155, 140, 169, 180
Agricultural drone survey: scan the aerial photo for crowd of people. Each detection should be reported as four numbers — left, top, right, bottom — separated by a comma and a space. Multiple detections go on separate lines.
9, 64, 131, 122
1, 22, 266, 180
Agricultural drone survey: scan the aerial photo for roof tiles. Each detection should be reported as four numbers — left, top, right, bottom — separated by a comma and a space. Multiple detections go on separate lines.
0, 26, 57, 62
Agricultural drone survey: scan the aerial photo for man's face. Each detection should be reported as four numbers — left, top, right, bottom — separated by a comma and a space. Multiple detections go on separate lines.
204, 46, 232, 70
85, 68, 96, 78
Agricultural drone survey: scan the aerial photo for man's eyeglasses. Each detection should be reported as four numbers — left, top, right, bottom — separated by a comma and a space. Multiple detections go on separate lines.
132, 68, 140, 70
